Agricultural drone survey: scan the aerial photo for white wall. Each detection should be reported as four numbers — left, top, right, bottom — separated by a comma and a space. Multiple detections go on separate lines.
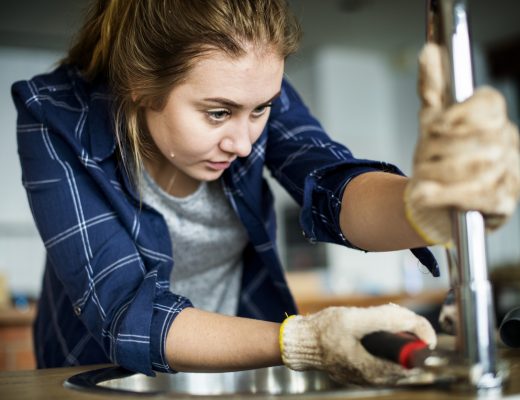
0, 47, 63, 297
316, 46, 409, 294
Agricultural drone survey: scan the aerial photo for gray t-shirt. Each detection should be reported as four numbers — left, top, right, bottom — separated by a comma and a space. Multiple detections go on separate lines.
140, 172, 248, 315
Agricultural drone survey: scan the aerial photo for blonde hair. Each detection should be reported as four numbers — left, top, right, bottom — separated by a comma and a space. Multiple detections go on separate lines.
64, 0, 302, 182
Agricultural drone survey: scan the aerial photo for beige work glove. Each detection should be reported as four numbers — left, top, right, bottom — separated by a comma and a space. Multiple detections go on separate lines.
279, 303, 437, 386
405, 43, 520, 246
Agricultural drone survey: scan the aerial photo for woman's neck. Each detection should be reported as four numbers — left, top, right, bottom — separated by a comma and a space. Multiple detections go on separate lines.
143, 153, 201, 198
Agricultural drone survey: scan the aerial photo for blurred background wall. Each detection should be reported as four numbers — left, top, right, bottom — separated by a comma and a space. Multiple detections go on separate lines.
1, 0, 520, 301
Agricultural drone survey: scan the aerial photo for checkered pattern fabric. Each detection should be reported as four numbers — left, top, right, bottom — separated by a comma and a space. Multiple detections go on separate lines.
12, 65, 438, 376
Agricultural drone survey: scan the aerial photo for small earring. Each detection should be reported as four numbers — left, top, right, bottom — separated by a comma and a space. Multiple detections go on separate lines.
169, 152, 175, 159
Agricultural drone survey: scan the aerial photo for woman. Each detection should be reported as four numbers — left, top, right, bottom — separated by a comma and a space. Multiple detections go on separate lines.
12, 0, 519, 385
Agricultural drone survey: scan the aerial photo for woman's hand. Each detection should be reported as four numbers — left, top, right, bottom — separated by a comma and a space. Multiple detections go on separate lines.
405, 43, 520, 245
280, 304, 436, 385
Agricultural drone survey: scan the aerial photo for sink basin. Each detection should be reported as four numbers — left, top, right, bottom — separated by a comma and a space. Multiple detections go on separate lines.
64, 365, 396, 398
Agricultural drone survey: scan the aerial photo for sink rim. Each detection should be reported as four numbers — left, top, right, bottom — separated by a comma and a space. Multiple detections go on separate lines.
63, 365, 398, 399
64, 366, 152, 397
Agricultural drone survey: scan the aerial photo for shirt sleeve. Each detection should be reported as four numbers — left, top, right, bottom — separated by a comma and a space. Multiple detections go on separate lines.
12, 80, 192, 376
266, 79, 440, 276
266, 78, 403, 247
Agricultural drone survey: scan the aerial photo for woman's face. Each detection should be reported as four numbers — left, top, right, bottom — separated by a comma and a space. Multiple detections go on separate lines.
144, 47, 285, 194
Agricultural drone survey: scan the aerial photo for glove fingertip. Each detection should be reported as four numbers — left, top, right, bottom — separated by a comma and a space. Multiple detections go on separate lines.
414, 318, 438, 349
418, 43, 445, 109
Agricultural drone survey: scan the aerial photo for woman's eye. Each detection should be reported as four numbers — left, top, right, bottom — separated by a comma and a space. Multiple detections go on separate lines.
252, 103, 272, 118
207, 109, 230, 122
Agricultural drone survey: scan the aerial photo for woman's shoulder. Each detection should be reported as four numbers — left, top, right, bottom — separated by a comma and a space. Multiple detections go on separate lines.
18, 64, 75, 89
11, 64, 101, 110
12, 64, 115, 159
269, 77, 310, 120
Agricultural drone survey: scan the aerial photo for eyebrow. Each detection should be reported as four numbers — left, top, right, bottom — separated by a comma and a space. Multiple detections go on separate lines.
202, 90, 282, 109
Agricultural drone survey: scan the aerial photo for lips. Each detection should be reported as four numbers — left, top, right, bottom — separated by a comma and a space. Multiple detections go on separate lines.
206, 160, 232, 171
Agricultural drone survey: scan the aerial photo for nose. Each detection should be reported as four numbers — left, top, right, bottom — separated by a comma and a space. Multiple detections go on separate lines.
220, 119, 253, 158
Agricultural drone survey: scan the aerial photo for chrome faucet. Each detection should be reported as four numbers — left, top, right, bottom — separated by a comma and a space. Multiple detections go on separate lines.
426, 0, 503, 390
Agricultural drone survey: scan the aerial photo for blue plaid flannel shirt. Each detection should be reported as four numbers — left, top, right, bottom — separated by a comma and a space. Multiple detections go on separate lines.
12, 65, 438, 376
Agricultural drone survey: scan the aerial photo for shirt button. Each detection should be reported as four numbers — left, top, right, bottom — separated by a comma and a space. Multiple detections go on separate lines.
302, 231, 315, 243
74, 306, 82, 316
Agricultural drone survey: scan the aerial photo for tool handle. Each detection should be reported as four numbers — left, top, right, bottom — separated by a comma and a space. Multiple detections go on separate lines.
361, 331, 428, 369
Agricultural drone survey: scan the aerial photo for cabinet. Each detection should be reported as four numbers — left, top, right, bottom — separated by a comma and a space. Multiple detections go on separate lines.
0, 305, 36, 370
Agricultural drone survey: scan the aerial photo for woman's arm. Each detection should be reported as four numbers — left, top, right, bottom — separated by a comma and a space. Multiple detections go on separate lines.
342, 45, 520, 252
166, 308, 282, 371
340, 171, 427, 251
165, 302, 437, 387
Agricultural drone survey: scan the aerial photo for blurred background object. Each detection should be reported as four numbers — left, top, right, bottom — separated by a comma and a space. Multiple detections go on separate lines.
0, 273, 10, 309
491, 264, 520, 325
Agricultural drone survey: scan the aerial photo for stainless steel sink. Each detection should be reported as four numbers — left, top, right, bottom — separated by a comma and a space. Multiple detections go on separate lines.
64, 365, 396, 398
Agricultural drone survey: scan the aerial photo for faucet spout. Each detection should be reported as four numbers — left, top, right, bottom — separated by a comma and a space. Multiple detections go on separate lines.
447, 212, 501, 389
426, 0, 503, 390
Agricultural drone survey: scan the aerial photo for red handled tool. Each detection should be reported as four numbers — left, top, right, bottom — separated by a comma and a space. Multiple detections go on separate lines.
361, 331, 430, 369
